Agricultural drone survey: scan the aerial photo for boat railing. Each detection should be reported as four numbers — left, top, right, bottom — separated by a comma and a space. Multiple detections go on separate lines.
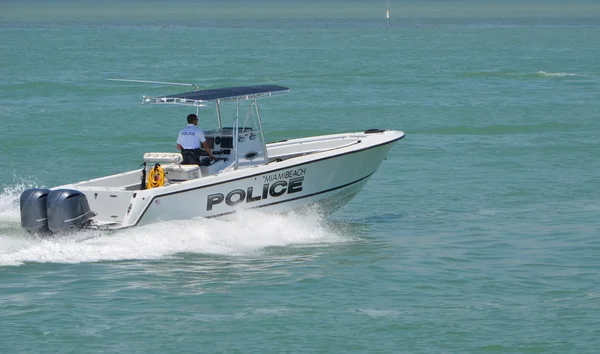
268, 134, 361, 147
220, 127, 253, 136
232, 117, 239, 170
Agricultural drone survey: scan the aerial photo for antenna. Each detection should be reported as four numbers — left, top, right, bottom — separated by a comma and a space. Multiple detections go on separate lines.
107, 78, 199, 91
386, 0, 390, 29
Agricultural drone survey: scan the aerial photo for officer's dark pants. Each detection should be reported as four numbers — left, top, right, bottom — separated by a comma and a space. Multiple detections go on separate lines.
181, 149, 202, 165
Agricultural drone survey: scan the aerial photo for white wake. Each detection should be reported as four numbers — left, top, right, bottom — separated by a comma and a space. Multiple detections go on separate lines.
0, 184, 350, 266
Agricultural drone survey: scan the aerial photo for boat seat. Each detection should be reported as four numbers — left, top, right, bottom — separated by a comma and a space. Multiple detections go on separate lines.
160, 163, 201, 181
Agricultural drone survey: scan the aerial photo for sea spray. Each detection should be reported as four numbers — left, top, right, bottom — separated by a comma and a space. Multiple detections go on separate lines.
0, 178, 44, 221
0, 208, 352, 267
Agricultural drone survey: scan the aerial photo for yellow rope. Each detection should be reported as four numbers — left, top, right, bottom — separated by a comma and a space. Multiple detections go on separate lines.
147, 165, 165, 189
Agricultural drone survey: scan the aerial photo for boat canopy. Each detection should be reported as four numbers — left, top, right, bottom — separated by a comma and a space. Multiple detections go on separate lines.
143, 85, 289, 106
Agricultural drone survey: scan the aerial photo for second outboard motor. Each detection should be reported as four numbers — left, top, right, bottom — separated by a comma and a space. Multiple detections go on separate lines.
47, 189, 95, 233
20, 188, 51, 234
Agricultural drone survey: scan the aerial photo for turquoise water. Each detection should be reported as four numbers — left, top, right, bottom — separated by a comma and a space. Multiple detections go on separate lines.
1, 1, 600, 352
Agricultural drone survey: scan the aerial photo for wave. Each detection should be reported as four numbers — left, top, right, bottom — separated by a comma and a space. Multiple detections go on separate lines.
535, 71, 587, 78
461, 71, 589, 79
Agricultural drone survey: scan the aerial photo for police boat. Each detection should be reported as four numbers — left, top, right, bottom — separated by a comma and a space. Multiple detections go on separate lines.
20, 84, 405, 234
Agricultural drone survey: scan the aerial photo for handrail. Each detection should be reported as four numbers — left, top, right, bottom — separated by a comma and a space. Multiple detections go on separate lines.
232, 117, 239, 170
267, 140, 362, 161
254, 100, 267, 163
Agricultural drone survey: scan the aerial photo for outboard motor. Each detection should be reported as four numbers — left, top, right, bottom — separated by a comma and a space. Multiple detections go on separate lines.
46, 189, 95, 233
20, 188, 51, 234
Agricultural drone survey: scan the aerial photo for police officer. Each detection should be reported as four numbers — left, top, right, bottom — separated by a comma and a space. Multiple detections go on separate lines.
176, 113, 216, 165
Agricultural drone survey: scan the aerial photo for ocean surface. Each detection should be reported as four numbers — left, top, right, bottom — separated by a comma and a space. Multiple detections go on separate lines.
1, 1, 600, 352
